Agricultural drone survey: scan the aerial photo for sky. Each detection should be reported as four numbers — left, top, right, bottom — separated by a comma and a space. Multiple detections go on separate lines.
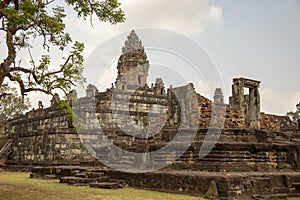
66, 0, 300, 115
1, 0, 300, 116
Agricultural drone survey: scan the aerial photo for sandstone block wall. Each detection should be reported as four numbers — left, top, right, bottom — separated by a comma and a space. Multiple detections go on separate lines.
5, 106, 93, 165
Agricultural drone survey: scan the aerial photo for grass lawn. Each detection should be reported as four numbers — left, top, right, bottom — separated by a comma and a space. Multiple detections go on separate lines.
0, 171, 206, 200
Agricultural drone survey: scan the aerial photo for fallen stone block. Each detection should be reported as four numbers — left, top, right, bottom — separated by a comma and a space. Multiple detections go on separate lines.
90, 182, 119, 189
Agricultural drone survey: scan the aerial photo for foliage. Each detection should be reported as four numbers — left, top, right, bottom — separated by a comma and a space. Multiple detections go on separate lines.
287, 102, 300, 122
0, 0, 125, 102
0, 84, 31, 118
59, 98, 74, 123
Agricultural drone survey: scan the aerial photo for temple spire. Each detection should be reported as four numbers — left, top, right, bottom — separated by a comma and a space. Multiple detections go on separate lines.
122, 29, 143, 53
116, 30, 149, 89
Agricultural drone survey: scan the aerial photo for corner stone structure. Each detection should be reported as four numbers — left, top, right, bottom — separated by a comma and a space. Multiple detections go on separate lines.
0, 30, 299, 200
230, 78, 261, 129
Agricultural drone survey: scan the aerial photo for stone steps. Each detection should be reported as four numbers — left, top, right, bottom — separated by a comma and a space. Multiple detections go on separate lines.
254, 191, 300, 199
165, 140, 296, 172
30, 166, 86, 178
60, 176, 105, 185
249, 177, 300, 200
0, 139, 12, 164
30, 166, 126, 189
57, 168, 126, 189
253, 194, 288, 200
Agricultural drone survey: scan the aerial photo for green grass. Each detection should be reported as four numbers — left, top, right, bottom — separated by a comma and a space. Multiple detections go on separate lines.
0, 172, 205, 200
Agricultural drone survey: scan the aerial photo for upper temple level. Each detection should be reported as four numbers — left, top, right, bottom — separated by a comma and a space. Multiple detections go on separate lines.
115, 30, 150, 90
2, 30, 296, 137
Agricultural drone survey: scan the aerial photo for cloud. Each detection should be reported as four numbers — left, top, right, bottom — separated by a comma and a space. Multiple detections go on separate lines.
64, 0, 223, 56
119, 0, 223, 35
260, 88, 300, 115
195, 79, 225, 100
27, 92, 51, 109
209, 6, 223, 26
192, 85, 300, 116
118, 0, 210, 34
23, 1, 225, 109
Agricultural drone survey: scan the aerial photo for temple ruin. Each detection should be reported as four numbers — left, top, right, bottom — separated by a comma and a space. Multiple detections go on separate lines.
0, 30, 299, 200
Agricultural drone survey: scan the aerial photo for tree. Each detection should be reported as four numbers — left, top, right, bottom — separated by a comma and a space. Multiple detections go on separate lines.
0, 0, 124, 100
0, 84, 31, 118
287, 102, 300, 122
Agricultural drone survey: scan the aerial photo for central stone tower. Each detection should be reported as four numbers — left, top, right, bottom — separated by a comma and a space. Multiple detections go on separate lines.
115, 30, 150, 90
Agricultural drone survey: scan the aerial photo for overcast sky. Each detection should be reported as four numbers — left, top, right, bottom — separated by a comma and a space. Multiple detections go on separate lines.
67, 0, 300, 115
2, 0, 300, 116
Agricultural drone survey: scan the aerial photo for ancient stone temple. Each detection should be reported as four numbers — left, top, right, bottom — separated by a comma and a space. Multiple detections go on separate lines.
1, 30, 300, 199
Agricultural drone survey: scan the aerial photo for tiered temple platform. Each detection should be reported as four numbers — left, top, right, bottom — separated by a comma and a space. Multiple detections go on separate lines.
26, 128, 300, 200
1, 30, 299, 200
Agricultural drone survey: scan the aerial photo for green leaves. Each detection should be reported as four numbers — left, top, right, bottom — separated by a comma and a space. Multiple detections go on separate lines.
65, 0, 125, 24
287, 102, 300, 122
0, 0, 124, 112
59, 99, 74, 123
0, 85, 31, 119
4, 0, 39, 27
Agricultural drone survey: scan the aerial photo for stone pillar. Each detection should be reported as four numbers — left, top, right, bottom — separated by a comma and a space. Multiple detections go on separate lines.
50, 93, 60, 107
231, 79, 245, 114
171, 83, 195, 128
167, 88, 175, 127
248, 88, 260, 129
154, 78, 165, 95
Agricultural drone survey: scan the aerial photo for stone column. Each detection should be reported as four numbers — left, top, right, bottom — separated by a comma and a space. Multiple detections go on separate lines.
232, 79, 245, 117
167, 88, 175, 127
248, 88, 260, 129
231, 79, 245, 118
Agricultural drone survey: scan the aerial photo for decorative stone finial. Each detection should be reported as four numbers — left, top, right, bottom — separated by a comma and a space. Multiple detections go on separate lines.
51, 93, 60, 107
155, 78, 164, 85
86, 84, 98, 97
214, 88, 224, 104
38, 101, 44, 109
122, 29, 143, 54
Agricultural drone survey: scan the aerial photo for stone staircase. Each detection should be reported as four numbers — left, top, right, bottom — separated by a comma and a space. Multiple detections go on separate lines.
30, 166, 127, 189
165, 140, 295, 173
248, 175, 300, 200
0, 139, 12, 165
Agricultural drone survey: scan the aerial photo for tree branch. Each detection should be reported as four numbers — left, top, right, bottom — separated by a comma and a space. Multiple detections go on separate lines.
9, 67, 41, 84
8, 73, 51, 97
0, 27, 16, 86
43, 54, 73, 77
0, 92, 12, 100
